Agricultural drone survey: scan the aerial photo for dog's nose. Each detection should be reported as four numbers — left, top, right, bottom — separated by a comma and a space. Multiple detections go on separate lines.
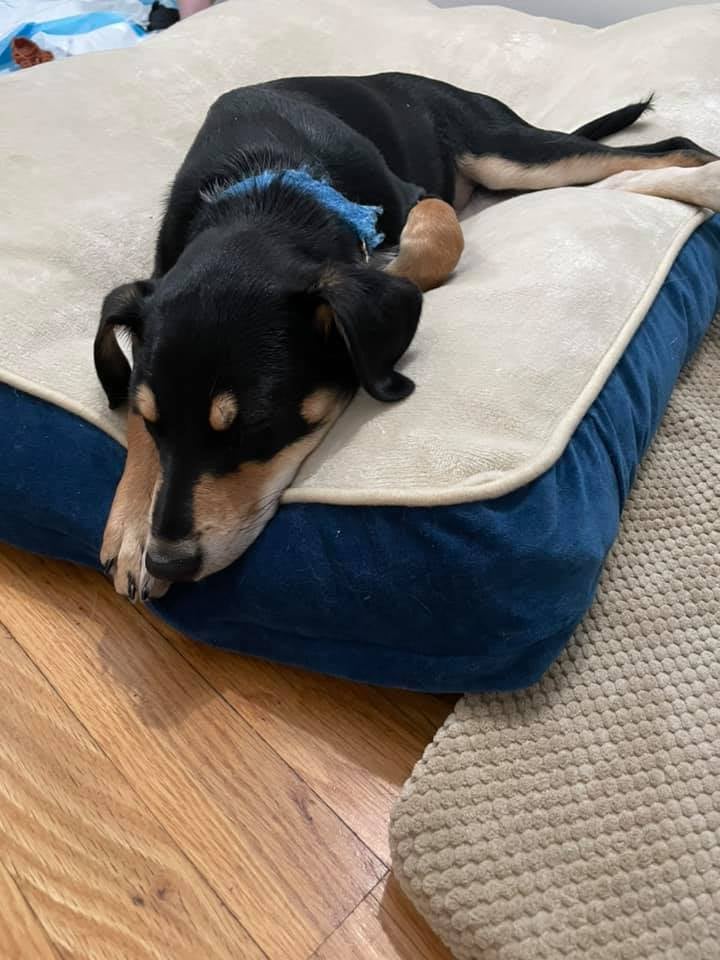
145, 543, 202, 582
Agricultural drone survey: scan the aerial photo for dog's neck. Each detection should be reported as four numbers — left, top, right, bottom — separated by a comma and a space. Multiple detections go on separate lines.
215, 169, 385, 257
194, 166, 383, 264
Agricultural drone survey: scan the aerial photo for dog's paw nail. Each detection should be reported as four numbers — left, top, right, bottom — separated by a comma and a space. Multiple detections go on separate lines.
141, 584, 151, 604
103, 558, 115, 576
127, 573, 137, 602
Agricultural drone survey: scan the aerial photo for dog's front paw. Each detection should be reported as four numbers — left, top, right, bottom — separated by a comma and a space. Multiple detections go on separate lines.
100, 410, 167, 603
101, 515, 169, 603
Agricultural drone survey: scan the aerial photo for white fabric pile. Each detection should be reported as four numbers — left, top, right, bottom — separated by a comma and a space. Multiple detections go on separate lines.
0, 0, 179, 72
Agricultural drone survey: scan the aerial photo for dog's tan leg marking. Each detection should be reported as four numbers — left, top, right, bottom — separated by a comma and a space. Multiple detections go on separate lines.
385, 198, 465, 292
100, 411, 168, 602
457, 150, 711, 193
592, 160, 720, 211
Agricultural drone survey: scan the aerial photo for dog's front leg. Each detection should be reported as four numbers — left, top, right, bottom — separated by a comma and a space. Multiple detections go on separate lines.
100, 411, 168, 602
385, 198, 465, 292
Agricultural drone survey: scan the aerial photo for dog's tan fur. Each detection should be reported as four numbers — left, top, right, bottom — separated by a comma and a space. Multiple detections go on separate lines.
101, 411, 167, 600
314, 303, 335, 338
193, 439, 316, 533
168, 399, 347, 578
209, 391, 238, 431
456, 150, 710, 193
301, 387, 342, 425
386, 199, 465, 292
135, 383, 159, 423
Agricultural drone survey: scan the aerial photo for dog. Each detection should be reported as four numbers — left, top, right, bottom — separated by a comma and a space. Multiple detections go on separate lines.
94, 72, 719, 602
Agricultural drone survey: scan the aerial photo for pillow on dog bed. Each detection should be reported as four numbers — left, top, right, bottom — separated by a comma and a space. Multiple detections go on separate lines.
1, 0, 720, 690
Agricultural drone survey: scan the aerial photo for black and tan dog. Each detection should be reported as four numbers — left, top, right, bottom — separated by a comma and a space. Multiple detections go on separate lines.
94, 73, 718, 601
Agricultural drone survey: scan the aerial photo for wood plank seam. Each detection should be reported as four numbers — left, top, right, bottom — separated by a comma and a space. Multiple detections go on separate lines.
0, 549, 386, 960
0, 614, 270, 960
136, 603, 452, 869
309, 873, 389, 958
140, 606, 397, 867
14, 883, 61, 959
0, 859, 61, 960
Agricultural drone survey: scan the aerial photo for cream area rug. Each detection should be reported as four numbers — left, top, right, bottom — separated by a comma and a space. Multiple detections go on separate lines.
390, 315, 720, 959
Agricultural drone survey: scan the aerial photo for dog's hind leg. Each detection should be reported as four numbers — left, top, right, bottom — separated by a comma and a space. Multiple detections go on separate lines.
385, 198, 465, 291
456, 122, 717, 195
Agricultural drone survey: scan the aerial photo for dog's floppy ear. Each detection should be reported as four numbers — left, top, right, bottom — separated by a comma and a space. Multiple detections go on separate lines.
312, 265, 422, 402
93, 280, 153, 409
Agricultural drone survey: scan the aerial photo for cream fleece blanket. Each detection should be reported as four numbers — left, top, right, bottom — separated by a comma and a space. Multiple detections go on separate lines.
1, 0, 719, 506
390, 314, 720, 959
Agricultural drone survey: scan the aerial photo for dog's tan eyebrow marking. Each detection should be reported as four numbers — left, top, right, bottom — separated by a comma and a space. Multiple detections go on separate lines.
135, 383, 159, 423
209, 391, 238, 431
301, 387, 339, 425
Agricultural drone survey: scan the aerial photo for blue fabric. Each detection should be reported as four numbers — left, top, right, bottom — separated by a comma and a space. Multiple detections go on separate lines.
1, 216, 719, 692
219, 169, 385, 250
0, 8, 146, 73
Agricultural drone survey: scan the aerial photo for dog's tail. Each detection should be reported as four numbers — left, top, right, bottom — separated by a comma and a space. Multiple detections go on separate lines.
572, 96, 653, 141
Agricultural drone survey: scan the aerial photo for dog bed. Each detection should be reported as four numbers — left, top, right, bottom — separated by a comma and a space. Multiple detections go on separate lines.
390, 314, 720, 958
1, 0, 720, 690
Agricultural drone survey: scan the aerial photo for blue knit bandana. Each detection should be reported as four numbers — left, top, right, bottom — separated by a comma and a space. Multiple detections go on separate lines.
216, 168, 385, 253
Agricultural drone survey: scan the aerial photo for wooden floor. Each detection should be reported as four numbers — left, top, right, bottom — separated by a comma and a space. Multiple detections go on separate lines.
0, 541, 454, 960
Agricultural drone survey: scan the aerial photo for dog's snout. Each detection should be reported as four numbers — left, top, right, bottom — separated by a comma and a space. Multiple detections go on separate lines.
145, 541, 202, 582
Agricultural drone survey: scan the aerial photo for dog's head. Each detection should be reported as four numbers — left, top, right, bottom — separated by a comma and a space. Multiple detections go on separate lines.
95, 231, 421, 582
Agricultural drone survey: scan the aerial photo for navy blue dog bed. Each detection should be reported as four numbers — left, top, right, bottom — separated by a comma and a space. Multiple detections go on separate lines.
1, 216, 719, 692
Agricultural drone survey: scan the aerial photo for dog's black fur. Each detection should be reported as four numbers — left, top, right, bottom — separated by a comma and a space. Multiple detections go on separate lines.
95, 73, 714, 583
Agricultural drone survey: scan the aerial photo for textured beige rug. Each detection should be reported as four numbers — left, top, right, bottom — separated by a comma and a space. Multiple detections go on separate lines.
390, 316, 720, 959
